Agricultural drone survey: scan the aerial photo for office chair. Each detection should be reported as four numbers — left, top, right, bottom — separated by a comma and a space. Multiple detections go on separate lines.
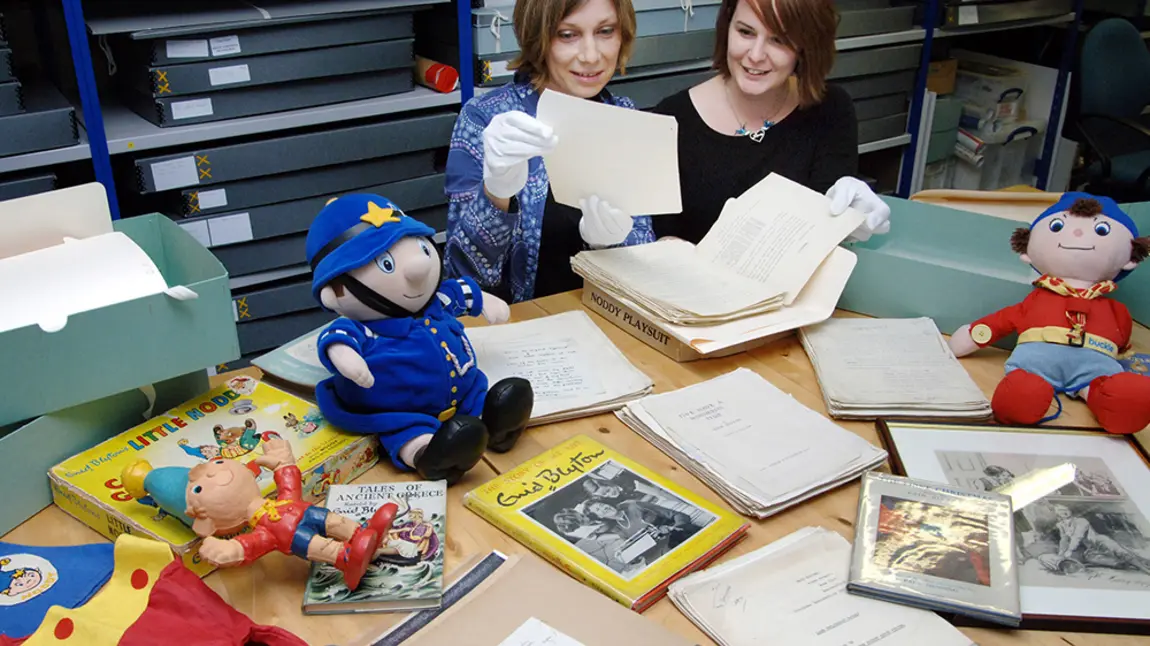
1074, 18, 1150, 201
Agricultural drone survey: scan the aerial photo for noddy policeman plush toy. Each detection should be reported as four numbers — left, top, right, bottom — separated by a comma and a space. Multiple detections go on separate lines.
306, 194, 534, 484
949, 193, 1150, 434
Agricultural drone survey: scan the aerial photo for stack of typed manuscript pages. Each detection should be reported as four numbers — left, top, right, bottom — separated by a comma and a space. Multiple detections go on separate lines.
799, 317, 993, 420
570, 173, 864, 354
616, 368, 887, 518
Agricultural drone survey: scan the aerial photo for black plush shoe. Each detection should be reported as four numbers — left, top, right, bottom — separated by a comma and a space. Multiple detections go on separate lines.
482, 378, 534, 453
414, 415, 488, 485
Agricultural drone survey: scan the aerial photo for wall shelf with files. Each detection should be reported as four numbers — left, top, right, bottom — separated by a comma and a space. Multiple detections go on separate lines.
900, 0, 1087, 196
14, 0, 477, 374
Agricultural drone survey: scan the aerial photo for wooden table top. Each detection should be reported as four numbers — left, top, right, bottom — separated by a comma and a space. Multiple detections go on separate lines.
5, 290, 1149, 646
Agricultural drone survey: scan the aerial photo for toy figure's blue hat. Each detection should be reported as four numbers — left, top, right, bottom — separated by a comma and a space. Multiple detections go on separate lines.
1030, 192, 1140, 281
306, 194, 436, 304
121, 460, 193, 525
1031, 192, 1138, 237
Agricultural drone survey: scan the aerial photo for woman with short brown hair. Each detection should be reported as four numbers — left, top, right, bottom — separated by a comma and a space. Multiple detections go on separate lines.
444, 0, 655, 303
651, 0, 892, 245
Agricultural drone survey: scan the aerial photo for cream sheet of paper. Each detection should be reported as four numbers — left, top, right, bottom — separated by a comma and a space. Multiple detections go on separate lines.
497, 617, 586, 646
674, 527, 975, 646
0, 183, 112, 259
695, 174, 866, 306
536, 89, 681, 215
0, 232, 170, 333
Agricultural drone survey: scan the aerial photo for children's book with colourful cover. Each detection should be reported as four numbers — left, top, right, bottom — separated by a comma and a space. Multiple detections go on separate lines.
47, 376, 380, 575
463, 435, 750, 612
1121, 353, 1149, 375
302, 480, 446, 615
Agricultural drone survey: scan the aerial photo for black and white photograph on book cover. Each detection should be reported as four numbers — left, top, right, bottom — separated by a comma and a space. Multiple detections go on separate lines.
520, 460, 716, 579
938, 451, 1150, 593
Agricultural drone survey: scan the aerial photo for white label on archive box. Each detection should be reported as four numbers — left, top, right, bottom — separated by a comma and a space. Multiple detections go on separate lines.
0, 232, 170, 334
179, 221, 212, 248
207, 213, 253, 246
150, 156, 199, 191
210, 35, 242, 56
209, 64, 251, 86
171, 98, 214, 121
166, 39, 209, 59
196, 188, 228, 210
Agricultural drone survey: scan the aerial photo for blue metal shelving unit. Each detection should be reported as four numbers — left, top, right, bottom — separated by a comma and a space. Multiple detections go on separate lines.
59, 0, 119, 219
1035, 0, 1085, 189
898, 0, 940, 197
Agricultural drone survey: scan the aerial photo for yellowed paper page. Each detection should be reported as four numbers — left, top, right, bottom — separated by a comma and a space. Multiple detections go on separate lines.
536, 89, 681, 215
695, 173, 865, 305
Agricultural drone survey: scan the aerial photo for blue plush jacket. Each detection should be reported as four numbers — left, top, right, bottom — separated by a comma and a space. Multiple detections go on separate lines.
314, 277, 489, 469
443, 80, 656, 303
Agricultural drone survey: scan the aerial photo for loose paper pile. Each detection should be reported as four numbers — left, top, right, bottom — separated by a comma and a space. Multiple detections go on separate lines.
799, 317, 993, 419
447, 310, 654, 425
615, 368, 887, 518
572, 173, 865, 326
668, 526, 977, 646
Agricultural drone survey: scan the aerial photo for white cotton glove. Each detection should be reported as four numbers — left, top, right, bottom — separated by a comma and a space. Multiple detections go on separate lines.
482, 111, 559, 199
480, 291, 511, 324
827, 176, 892, 243
578, 195, 634, 247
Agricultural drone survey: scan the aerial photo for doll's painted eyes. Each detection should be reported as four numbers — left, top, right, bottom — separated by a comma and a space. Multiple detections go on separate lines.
213, 459, 224, 464
1048, 218, 1065, 232
192, 485, 203, 494
1094, 221, 1111, 236
375, 252, 396, 273
419, 240, 432, 257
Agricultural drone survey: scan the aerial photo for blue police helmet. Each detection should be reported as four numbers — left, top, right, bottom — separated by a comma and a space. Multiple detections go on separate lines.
306, 194, 436, 303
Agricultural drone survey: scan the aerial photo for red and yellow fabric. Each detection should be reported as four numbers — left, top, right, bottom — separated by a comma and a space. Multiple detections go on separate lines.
968, 275, 1133, 359
0, 535, 304, 646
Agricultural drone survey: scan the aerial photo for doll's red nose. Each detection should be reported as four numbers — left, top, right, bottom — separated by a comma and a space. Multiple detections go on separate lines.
1073, 228, 1084, 237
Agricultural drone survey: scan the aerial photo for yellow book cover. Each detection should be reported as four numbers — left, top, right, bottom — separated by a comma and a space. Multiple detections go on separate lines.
463, 434, 749, 611
48, 375, 380, 571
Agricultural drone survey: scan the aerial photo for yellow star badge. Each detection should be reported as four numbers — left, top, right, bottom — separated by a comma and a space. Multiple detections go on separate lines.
360, 202, 401, 227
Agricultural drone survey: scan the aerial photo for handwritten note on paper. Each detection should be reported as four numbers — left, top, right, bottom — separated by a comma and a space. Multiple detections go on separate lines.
497, 617, 586, 646
482, 337, 609, 404
536, 89, 681, 216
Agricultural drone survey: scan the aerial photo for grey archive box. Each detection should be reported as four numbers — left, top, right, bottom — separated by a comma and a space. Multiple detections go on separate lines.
611, 70, 713, 110
0, 81, 22, 116
177, 150, 437, 216
234, 279, 317, 323
238, 308, 336, 355
828, 44, 921, 80
940, 0, 1072, 29
478, 30, 716, 87
0, 85, 78, 157
129, 69, 414, 128
854, 93, 908, 121
472, 3, 718, 56
178, 172, 447, 251
214, 203, 449, 277
133, 110, 456, 193
834, 70, 917, 101
858, 113, 908, 143
134, 39, 414, 98
133, 12, 415, 65
0, 48, 12, 84
0, 172, 55, 201
836, 0, 916, 38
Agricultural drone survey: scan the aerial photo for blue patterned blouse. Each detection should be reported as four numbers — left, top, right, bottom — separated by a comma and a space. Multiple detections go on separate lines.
443, 79, 656, 303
